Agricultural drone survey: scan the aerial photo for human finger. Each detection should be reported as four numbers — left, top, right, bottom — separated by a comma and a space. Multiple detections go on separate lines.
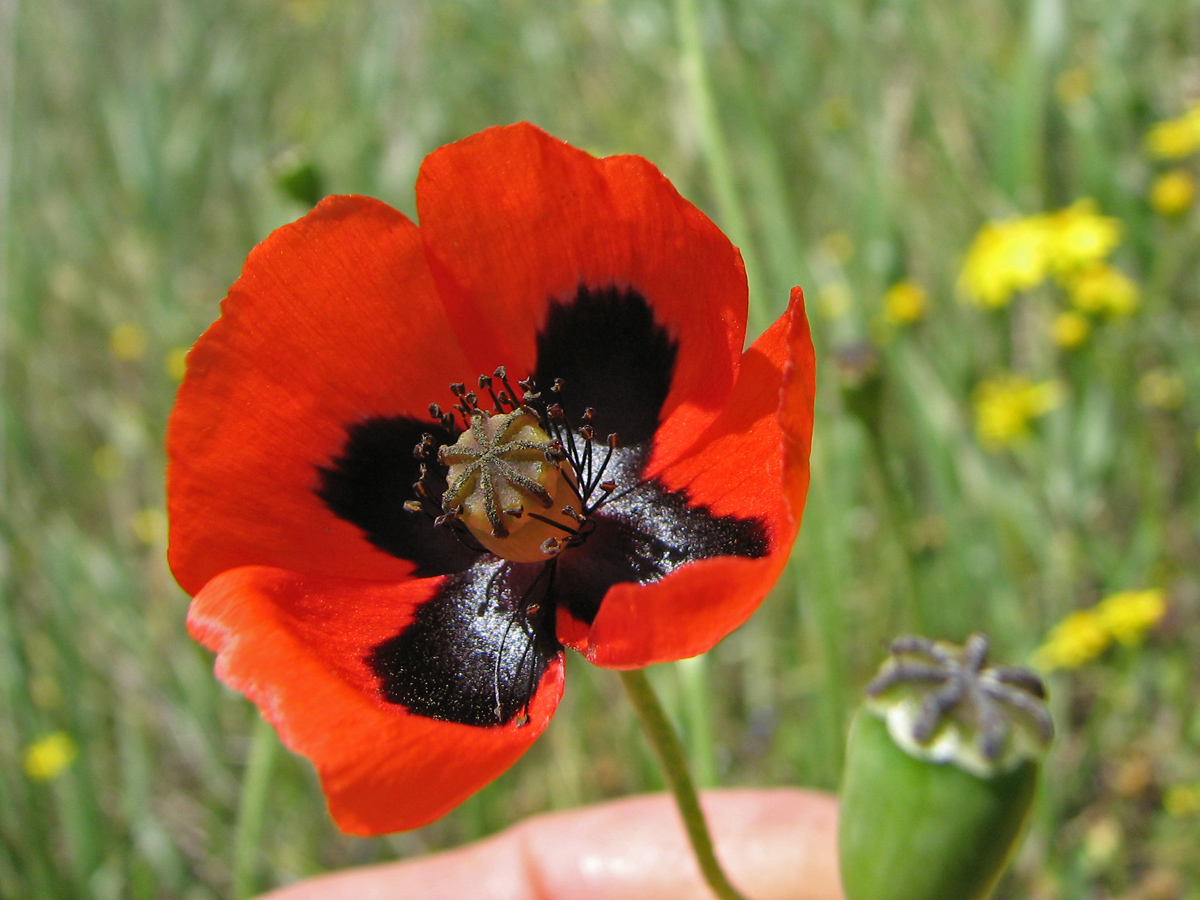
261, 787, 841, 900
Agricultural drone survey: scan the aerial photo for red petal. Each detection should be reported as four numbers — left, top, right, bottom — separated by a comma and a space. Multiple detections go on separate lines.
571, 289, 815, 667
416, 123, 746, 432
167, 196, 476, 596
189, 566, 564, 835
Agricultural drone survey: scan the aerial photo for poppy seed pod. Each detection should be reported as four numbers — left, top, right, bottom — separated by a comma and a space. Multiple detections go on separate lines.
838, 634, 1053, 900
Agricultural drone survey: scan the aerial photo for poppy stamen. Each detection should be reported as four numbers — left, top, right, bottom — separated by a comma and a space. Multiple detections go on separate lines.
491, 559, 556, 725
417, 374, 626, 561
525, 510, 580, 536
431, 407, 579, 562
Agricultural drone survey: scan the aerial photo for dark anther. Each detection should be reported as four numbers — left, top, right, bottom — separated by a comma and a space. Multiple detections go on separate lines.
512, 375, 539, 402
582, 407, 595, 421
450, 383, 466, 397
599, 480, 616, 492
580, 425, 595, 441
551, 378, 564, 392
562, 505, 585, 523
464, 391, 478, 408
412, 433, 437, 460
478, 374, 504, 411
547, 404, 565, 421
608, 434, 619, 449
429, 402, 443, 419
403, 500, 423, 514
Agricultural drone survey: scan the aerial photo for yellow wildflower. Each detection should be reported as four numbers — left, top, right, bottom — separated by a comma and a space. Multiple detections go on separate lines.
1068, 264, 1138, 317
131, 507, 168, 545
1034, 609, 1111, 670
1082, 817, 1121, 871
1150, 169, 1196, 217
1055, 67, 1090, 107
1137, 368, 1185, 410
92, 445, 126, 482
1164, 784, 1200, 817
165, 346, 190, 382
1052, 311, 1090, 349
1045, 199, 1121, 277
883, 280, 927, 325
974, 376, 1062, 448
109, 322, 147, 362
23, 732, 78, 782
816, 282, 852, 320
1146, 106, 1200, 160
1096, 589, 1166, 645
959, 216, 1050, 308
820, 231, 855, 265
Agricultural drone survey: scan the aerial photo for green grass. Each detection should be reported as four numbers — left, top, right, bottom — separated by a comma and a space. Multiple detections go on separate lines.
3, 0, 1199, 897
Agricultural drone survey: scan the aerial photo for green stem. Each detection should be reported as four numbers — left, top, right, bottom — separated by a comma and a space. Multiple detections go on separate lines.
673, 0, 769, 334
619, 669, 749, 900
232, 715, 280, 900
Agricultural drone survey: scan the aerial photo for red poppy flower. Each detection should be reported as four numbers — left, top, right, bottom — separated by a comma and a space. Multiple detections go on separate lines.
167, 123, 815, 836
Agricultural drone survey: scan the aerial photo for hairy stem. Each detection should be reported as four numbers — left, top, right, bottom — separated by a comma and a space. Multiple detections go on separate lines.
620, 668, 750, 900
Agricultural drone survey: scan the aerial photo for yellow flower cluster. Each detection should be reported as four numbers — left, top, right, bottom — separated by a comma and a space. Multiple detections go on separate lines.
1137, 368, 1185, 410
1068, 263, 1138, 317
1164, 783, 1200, 817
23, 732, 78, 782
1151, 169, 1196, 217
1146, 102, 1200, 160
1146, 104, 1200, 216
1049, 201, 1122, 274
1034, 589, 1167, 671
959, 216, 1049, 308
974, 376, 1061, 448
882, 280, 927, 325
1051, 311, 1090, 349
109, 322, 147, 361
960, 201, 1133, 326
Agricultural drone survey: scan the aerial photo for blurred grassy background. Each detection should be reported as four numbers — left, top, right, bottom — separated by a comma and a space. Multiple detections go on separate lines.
3, 0, 1199, 897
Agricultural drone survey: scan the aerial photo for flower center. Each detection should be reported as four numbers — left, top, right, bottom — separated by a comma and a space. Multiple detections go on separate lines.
409, 368, 621, 564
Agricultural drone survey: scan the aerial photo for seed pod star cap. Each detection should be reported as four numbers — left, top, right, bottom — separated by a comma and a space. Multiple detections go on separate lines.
838, 633, 1053, 900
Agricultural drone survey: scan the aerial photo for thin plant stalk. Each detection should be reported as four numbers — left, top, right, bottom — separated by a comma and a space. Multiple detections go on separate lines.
620, 668, 749, 900
673, 0, 769, 335
233, 714, 281, 900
